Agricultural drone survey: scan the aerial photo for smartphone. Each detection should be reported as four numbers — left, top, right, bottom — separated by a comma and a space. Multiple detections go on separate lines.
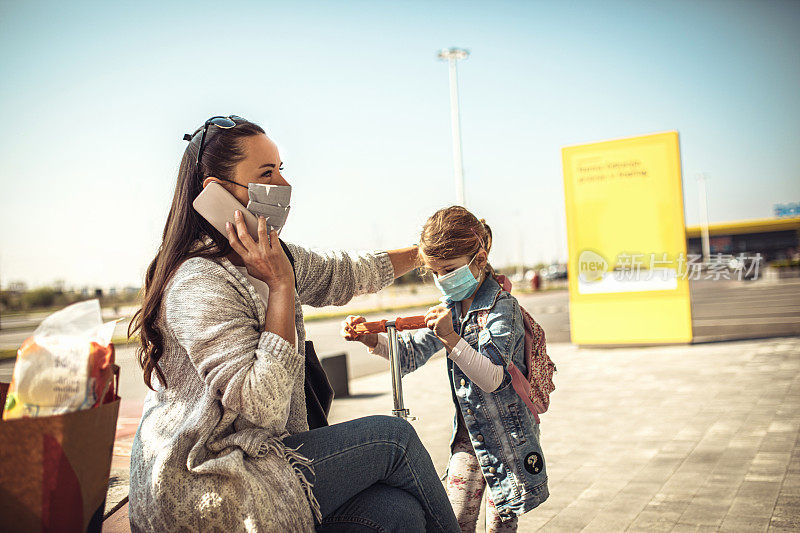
193, 182, 260, 239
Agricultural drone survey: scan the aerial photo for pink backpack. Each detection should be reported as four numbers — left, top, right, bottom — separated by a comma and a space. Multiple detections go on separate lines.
496, 276, 556, 424
509, 307, 556, 424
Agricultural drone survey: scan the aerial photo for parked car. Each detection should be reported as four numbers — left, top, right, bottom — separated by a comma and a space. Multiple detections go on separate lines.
541, 264, 568, 280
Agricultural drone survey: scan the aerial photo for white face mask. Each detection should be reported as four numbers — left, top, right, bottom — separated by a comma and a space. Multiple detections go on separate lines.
247, 183, 291, 234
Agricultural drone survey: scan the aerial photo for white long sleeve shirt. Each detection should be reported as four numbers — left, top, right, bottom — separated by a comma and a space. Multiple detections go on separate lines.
370, 333, 504, 392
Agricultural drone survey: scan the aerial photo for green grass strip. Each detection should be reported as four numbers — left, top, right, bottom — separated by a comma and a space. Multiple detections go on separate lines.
0, 301, 440, 361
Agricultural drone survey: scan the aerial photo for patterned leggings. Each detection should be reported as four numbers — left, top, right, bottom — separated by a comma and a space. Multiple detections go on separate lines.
445, 413, 518, 533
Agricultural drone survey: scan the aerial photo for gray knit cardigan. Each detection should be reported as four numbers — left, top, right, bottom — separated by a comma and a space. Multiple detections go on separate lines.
129, 234, 394, 532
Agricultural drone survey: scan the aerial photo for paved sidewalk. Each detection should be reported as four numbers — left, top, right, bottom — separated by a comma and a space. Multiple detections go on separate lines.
329, 337, 800, 532
106, 400, 142, 518
109, 336, 800, 531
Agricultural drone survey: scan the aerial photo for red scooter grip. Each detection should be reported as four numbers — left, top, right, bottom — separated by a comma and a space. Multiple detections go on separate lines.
352, 315, 428, 335
395, 316, 427, 331
353, 319, 388, 335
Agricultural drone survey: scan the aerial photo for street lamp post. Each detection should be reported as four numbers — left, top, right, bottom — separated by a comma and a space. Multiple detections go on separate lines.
697, 173, 711, 263
438, 47, 469, 207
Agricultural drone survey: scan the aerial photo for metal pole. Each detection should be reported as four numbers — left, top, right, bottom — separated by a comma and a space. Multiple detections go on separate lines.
387, 322, 414, 420
516, 211, 524, 279
438, 47, 469, 207
553, 209, 561, 264
448, 58, 465, 206
697, 173, 711, 263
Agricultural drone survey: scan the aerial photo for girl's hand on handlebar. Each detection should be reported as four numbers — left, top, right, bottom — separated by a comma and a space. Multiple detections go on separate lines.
226, 211, 295, 291
425, 304, 457, 341
341, 315, 378, 348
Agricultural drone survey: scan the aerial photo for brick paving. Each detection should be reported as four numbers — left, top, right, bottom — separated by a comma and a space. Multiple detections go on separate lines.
328, 336, 800, 532
109, 336, 800, 531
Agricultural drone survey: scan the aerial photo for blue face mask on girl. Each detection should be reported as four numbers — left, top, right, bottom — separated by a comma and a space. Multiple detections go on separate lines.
433, 254, 483, 301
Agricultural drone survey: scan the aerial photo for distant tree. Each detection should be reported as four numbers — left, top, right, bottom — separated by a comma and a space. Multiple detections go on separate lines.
22, 287, 57, 309
53, 279, 66, 295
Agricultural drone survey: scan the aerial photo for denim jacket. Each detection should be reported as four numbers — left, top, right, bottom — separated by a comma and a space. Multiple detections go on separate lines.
394, 276, 549, 520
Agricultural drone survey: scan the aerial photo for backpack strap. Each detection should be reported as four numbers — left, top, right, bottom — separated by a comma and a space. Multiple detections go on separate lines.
508, 361, 542, 424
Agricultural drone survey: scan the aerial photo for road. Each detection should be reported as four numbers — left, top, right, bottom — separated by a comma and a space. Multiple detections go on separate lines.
1, 279, 798, 411
0, 288, 570, 409
690, 278, 800, 342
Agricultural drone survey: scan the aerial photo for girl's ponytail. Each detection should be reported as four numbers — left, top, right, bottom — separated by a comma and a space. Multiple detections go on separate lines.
478, 218, 493, 254
478, 218, 504, 287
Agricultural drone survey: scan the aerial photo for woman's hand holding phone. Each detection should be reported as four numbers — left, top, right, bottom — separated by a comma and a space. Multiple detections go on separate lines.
226, 210, 296, 292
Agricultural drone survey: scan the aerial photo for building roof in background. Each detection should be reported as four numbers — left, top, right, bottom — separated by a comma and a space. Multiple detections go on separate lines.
686, 216, 800, 238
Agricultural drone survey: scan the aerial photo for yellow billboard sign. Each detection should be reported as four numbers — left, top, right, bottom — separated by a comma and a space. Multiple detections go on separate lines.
562, 131, 693, 344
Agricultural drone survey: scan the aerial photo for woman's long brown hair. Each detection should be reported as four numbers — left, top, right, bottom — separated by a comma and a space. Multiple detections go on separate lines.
128, 117, 265, 390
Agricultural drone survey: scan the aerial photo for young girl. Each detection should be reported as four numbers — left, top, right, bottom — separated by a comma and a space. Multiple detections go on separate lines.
342, 205, 549, 533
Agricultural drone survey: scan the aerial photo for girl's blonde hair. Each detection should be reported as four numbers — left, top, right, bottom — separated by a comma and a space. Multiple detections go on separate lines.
418, 205, 502, 284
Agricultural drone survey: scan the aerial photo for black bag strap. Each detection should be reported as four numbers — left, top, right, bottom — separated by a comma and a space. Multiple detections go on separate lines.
278, 238, 333, 429
278, 238, 299, 293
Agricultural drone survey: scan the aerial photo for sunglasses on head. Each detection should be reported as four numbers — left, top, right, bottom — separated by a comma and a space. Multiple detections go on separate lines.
183, 115, 248, 189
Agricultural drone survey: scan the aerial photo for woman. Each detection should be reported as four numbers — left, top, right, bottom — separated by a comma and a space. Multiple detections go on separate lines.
128, 115, 460, 532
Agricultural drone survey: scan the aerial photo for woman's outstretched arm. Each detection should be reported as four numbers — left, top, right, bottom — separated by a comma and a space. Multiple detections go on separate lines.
285, 243, 394, 307
284, 244, 418, 308
386, 245, 419, 278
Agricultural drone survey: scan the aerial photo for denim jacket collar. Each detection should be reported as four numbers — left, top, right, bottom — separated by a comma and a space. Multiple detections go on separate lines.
443, 274, 502, 319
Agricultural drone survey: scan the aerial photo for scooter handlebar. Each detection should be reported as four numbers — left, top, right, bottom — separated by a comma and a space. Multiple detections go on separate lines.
352, 315, 427, 335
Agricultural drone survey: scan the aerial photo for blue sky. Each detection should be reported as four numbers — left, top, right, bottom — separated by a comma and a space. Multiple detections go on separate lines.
1, 0, 798, 289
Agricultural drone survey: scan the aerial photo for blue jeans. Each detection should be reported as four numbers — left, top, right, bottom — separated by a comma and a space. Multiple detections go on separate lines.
282, 415, 461, 533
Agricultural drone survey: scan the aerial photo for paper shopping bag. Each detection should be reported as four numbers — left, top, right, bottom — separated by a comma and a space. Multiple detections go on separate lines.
0, 367, 120, 533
